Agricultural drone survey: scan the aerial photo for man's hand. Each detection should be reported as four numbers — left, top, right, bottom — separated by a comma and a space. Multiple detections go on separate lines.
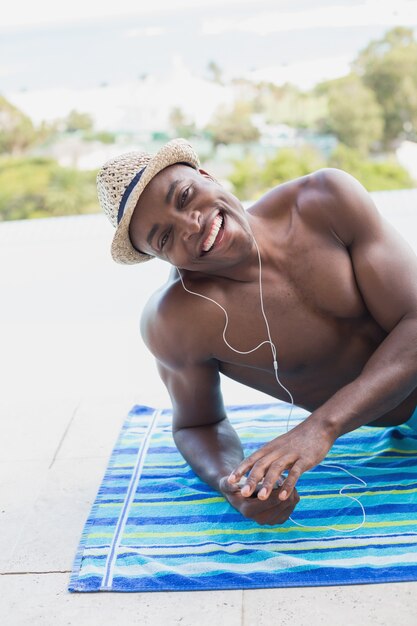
219, 476, 300, 526
227, 418, 335, 503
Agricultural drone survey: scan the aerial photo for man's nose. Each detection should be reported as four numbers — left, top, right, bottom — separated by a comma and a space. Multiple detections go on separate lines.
179, 210, 201, 239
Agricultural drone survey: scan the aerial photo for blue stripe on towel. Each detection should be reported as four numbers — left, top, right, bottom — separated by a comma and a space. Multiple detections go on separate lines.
69, 403, 417, 592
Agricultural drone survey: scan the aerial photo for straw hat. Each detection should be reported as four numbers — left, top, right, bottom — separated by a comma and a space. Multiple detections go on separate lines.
97, 138, 200, 264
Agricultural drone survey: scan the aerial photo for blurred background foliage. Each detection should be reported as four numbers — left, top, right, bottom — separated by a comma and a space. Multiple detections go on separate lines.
0, 26, 416, 220
0, 158, 97, 220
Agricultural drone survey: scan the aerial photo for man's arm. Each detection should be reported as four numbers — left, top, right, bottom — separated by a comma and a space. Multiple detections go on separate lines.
159, 358, 243, 489
160, 359, 299, 525
141, 289, 299, 524
305, 168, 417, 432
230, 168, 417, 500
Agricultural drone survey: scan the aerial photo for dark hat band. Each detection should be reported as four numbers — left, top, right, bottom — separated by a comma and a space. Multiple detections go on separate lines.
117, 167, 146, 225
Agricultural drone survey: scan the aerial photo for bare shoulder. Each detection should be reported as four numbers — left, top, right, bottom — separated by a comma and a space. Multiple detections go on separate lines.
249, 167, 381, 244
249, 175, 304, 220
296, 168, 383, 244
300, 167, 376, 210
140, 273, 226, 429
301, 169, 417, 329
140, 273, 214, 369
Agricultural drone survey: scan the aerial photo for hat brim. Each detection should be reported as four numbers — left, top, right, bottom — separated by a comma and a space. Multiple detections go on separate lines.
110, 139, 200, 264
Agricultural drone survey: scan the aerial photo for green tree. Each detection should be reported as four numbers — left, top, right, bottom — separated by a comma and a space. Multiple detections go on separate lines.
206, 101, 260, 146
228, 154, 262, 200
252, 81, 327, 129
84, 130, 116, 144
329, 144, 414, 191
0, 95, 36, 154
0, 157, 98, 221
64, 109, 94, 133
261, 146, 325, 189
353, 27, 417, 145
318, 74, 384, 155
168, 107, 197, 139
228, 143, 414, 199
228, 146, 325, 199
35, 119, 61, 145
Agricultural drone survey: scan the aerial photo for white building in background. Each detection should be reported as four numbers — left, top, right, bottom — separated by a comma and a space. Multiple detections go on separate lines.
9, 56, 234, 135
252, 116, 299, 148
36, 135, 145, 170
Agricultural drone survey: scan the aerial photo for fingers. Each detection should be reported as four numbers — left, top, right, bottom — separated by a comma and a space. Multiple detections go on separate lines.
227, 453, 260, 485
256, 464, 286, 500
278, 462, 303, 501
234, 460, 270, 497
223, 475, 301, 526
250, 459, 303, 502
255, 491, 300, 526
228, 444, 305, 501
236, 460, 289, 500
240, 488, 300, 526
219, 476, 241, 495
229, 456, 290, 498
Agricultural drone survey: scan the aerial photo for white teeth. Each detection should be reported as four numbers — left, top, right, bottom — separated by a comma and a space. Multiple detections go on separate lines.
202, 214, 223, 252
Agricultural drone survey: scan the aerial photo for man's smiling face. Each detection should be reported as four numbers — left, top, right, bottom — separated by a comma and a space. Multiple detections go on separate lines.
128, 164, 254, 273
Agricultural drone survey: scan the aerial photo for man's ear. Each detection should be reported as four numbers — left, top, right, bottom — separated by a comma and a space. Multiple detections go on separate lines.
198, 168, 220, 184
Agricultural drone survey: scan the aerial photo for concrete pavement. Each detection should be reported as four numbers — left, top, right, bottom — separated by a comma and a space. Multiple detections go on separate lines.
1, 199, 417, 625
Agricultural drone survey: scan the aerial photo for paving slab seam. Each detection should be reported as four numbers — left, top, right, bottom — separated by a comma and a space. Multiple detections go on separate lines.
0, 570, 71, 575
48, 400, 81, 469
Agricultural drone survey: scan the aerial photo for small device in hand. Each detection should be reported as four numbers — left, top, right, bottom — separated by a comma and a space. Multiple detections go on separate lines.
237, 476, 284, 497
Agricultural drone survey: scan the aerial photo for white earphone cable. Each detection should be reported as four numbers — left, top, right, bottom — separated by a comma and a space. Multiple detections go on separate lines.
176, 234, 366, 532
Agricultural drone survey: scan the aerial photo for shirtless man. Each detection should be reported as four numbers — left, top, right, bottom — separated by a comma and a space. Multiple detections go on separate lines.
97, 138, 417, 526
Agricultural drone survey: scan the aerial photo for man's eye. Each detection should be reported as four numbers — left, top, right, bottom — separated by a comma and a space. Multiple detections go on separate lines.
181, 187, 190, 207
160, 231, 170, 249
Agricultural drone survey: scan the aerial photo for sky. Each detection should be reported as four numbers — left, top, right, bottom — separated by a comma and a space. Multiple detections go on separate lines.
2, 0, 417, 131
1, 0, 258, 28
2, 0, 416, 30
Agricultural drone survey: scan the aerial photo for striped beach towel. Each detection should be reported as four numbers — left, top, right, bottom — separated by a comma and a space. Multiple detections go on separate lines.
69, 403, 417, 592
